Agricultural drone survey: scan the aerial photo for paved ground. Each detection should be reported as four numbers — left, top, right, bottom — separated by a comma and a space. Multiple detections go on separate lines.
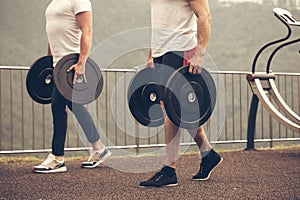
0, 147, 299, 200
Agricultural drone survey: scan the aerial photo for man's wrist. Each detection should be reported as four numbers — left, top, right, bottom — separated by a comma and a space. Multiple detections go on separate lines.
78, 55, 88, 65
195, 44, 206, 55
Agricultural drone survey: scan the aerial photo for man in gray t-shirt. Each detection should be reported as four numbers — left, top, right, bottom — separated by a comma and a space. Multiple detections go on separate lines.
140, 0, 223, 188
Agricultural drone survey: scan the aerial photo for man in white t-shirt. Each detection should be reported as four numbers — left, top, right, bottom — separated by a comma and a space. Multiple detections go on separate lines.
32, 0, 111, 173
139, 0, 223, 187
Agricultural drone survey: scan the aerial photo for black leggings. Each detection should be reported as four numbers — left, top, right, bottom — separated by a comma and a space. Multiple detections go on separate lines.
154, 51, 185, 87
51, 86, 100, 156
153, 51, 185, 101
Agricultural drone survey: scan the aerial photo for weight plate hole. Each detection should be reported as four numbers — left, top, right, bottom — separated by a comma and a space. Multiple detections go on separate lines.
45, 74, 52, 85
149, 92, 157, 102
76, 75, 84, 83
188, 92, 196, 103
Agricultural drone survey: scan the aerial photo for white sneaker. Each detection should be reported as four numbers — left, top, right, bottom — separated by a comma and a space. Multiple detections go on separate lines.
81, 148, 111, 168
32, 153, 67, 173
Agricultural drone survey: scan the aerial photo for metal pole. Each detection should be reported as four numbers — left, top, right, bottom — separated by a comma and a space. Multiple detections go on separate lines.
246, 95, 259, 150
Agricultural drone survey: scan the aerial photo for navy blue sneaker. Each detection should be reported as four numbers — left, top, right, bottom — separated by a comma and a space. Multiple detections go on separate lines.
193, 149, 223, 181
139, 166, 178, 188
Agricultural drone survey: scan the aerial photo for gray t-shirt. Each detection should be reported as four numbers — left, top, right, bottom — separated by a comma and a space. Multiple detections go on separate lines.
45, 0, 92, 66
150, 0, 197, 58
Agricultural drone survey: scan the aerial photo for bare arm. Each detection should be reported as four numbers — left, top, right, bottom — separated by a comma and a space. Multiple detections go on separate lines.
77, 11, 93, 67
188, 0, 211, 75
146, 49, 154, 68
67, 11, 93, 84
47, 43, 52, 56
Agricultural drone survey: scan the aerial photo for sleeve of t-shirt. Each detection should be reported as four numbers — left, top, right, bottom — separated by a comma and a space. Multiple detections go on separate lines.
72, 0, 92, 15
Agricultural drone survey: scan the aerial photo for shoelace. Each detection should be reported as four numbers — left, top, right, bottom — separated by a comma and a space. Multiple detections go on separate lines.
150, 171, 165, 181
88, 151, 101, 161
199, 165, 204, 174
155, 174, 164, 182
41, 156, 54, 165
199, 162, 208, 174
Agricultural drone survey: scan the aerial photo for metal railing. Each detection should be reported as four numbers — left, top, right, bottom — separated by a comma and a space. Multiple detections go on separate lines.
0, 66, 299, 155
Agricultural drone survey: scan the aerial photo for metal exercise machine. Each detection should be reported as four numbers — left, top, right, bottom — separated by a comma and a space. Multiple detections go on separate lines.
246, 8, 300, 149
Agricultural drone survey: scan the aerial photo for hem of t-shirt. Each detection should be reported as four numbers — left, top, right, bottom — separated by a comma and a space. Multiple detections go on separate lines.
74, 8, 92, 15
152, 45, 197, 58
52, 51, 80, 68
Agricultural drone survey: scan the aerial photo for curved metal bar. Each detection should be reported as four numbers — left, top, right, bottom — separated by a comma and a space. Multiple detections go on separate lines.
266, 37, 300, 73
269, 79, 300, 125
251, 14, 291, 73
253, 79, 300, 132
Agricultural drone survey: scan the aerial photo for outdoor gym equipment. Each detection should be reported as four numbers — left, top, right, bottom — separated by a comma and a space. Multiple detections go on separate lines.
246, 8, 300, 149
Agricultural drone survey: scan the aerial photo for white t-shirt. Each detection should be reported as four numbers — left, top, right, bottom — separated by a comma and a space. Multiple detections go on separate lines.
45, 0, 92, 66
150, 0, 197, 58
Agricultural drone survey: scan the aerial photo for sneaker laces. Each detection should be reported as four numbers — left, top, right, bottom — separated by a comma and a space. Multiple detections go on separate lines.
88, 149, 103, 162
199, 161, 208, 174
154, 173, 164, 182
199, 165, 205, 174
41, 154, 55, 165
149, 170, 165, 182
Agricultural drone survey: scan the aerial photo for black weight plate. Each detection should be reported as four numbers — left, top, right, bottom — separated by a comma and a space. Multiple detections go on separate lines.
26, 56, 54, 104
53, 53, 103, 104
164, 66, 216, 129
127, 67, 164, 127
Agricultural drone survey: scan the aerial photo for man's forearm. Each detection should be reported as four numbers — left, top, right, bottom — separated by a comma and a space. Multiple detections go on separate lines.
188, 0, 211, 74
196, 14, 211, 54
194, 15, 210, 58
76, 11, 93, 65
78, 30, 92, 65
190, 0, 211, 54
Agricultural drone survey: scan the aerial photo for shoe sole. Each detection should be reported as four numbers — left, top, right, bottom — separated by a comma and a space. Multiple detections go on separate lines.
139, 183, 178, 188
81, 150, 112, 169
193, 157, 223, 181
32, 166, 67, 174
